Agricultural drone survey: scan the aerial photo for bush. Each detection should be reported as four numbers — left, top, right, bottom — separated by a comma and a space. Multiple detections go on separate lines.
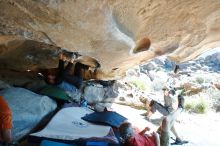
129, 79, 147, 91
185, 96, 209, 114
185, 102, 194, 111
207, 88, 220, 101
194, 77, 204, 84
194, 103, 207, 113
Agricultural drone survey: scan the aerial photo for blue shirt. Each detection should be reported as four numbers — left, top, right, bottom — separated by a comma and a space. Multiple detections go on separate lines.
58, 81, 78, 93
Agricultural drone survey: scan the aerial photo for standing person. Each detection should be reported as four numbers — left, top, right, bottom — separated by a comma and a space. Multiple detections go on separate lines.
0, 96, 12, 145
146, 87, 186, 144
119, 97, 186, 146
146, 87, 177, 118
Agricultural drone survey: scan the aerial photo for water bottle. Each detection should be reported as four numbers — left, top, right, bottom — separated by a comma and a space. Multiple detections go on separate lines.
80, 99, 87, 107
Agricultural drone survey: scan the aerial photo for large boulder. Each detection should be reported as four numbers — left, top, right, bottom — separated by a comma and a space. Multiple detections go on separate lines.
0, 80, 10, 89
0, 87, 57, 140
0, 69, 47, 92
83, 84, 105, 104
204, 52, 220, 72
83, 82, 118, 104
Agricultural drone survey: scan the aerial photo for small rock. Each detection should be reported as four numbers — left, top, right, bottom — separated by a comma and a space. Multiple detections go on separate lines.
215, 103, 220, 112
119, 96, 125, 101
127, 93, 133, 98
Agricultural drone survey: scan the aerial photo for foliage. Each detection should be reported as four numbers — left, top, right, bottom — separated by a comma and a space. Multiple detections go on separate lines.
155, 68, 161, 72
129, 79, 147, 91
206, 88, 220, 101
193, 77, 204, 84
185, 96, 209, 114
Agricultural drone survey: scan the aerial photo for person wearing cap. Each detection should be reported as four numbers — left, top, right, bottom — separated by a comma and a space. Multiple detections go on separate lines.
0, 96, 12, 145
146, 87, 187, 145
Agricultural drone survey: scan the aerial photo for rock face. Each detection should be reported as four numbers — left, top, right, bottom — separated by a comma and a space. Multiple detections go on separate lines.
0, 80, 10, 89
0, 87, 57, 140
0, 0, 220, 79
141, 49, 220, 73
83, 81, 118, 104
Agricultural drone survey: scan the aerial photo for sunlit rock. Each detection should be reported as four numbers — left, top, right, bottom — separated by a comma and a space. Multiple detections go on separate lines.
0, 0, 220, 79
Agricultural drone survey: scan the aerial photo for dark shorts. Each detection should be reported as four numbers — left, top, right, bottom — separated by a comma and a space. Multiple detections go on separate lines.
160, 130, 170, 146
150, 100, 172, 116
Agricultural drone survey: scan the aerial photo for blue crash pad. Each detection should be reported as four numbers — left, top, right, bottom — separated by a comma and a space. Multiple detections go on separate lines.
82, 111, 127, 128
40, 140, 75, 146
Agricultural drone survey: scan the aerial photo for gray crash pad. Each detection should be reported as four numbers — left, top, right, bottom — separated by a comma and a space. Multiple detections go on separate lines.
0, 87, 57, 140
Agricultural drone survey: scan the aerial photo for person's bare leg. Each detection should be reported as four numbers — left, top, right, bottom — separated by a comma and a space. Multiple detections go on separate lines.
153, 132, 160, 146
160, 95, 187, 145
146, 105, 153, 117
2, 129, 12, 144
162, 108, 182, 132
171, 124, 181, 140
160, 108, 183, 146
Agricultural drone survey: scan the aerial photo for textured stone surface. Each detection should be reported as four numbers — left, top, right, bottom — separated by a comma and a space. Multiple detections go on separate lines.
0, 69, 47, 92
0, 0, 220, 79
84, 84, 105, 104
0, 80, 10, 89
83, 82, 118, 104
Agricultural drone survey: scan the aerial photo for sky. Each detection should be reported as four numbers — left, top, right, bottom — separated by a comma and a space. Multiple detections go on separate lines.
197, 47, 220, 58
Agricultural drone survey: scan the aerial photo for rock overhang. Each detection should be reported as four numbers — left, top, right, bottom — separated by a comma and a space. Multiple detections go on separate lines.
0, 0, 220, 80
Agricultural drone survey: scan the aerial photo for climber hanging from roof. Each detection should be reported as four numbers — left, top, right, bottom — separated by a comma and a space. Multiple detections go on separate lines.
27, 47, 101, 102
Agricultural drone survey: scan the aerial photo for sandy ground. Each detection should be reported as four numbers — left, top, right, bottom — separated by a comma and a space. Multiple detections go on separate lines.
111, 103, 220, 146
